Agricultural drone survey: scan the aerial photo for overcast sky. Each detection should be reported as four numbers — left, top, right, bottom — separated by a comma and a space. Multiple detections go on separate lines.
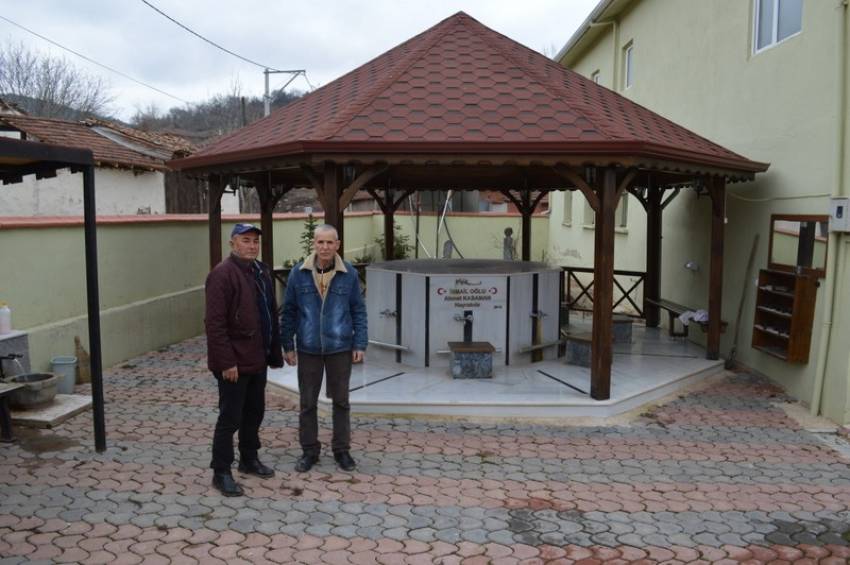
1, 0, 599, 121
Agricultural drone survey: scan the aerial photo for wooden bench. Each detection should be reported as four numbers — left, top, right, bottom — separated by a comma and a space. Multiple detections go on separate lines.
646, 298, 727, 338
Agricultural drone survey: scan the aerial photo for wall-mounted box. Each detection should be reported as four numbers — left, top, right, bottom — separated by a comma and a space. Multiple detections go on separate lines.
830, 197, 850, 232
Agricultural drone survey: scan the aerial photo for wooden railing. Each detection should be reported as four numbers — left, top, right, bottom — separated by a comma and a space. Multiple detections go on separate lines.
562, 267, 646, 318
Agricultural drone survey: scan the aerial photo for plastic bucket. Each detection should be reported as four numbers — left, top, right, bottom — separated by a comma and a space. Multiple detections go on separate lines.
51, 355, 77, 394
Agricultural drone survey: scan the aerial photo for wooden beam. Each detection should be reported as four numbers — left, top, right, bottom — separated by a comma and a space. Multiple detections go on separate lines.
339, 164, 388, 210
707, 176, 726, 360
553, 165, 599, 212
661, 187, 682, 210
323, 163, 344, 255
392, 189, 416, 210
645, 187, 662, 328
616, 168, 638, 198
590, 167, 617, 400
255, 172, 275, 269
300, 164, 325, 203
208, 174, 226, 269
521, 190, 532, 261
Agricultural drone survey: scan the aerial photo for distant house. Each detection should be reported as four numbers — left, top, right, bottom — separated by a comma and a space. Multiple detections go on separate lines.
0, 110, 239, 215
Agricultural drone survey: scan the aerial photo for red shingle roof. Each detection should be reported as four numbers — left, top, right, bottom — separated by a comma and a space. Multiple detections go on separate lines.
0, 115, 190, 171
177, 12, 765, 174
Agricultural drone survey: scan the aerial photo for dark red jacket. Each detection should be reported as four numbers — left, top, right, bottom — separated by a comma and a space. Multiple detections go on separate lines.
205, 255, 283, 374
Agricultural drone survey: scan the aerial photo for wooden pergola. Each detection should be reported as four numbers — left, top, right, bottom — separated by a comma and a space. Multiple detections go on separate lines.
171, 12, 768, 400
0, 137, 106, 451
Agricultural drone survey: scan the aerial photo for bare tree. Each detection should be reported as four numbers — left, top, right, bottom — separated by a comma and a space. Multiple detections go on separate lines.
0, 42, 113, 119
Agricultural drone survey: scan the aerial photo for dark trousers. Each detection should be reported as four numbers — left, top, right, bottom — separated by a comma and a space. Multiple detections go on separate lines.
210, 369, 267, 472
297, 351, 351, 456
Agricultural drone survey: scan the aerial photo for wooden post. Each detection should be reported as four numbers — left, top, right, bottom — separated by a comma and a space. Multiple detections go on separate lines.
323, 163, 344, 256
521, 190, 532, 261
384, 188, 395, 260
208, 174, 226, 269
256, 174, 275, 270
707, 176, 726, 360
591, 168, 617, 400
645, 187, 662, 327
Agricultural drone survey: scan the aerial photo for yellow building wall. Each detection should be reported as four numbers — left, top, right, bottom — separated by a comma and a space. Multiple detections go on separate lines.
559, 0, 850, 421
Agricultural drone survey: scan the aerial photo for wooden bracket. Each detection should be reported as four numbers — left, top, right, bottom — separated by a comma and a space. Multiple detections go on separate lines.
661, 187, 682, 210
339, 164, 389, 210
553, 165, 599, 212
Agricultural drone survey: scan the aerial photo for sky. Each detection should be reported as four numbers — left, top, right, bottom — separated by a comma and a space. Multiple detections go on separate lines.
0, 0, 599, 121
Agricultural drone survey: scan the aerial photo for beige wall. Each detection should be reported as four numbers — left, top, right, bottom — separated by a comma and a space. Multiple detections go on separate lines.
560, 0, 850, 422
0, 211, 549, 373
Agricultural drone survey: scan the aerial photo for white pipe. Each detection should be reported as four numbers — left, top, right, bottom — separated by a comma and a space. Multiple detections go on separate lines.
436, 189, 453, 256
810, 0, 849, 417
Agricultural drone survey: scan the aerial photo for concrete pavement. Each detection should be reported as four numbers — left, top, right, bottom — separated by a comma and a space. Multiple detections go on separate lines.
1, 336, 849, 563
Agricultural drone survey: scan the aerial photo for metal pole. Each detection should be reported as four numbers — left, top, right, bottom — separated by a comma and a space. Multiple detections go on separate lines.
83, 165, 106, 452
264, 68, 270, 117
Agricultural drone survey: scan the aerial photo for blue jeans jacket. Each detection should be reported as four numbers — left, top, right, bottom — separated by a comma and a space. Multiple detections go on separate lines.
281, 260, 367, 355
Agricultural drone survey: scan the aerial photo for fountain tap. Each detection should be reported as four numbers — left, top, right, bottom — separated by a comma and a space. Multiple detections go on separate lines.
453, 313, 474, 322
0, 353, 23, 380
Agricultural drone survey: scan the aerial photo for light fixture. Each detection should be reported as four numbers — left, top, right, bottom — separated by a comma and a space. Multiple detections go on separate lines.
684, 260, 699, 272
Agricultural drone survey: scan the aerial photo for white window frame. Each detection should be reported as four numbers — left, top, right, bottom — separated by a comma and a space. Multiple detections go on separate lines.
616, 193, 629, 229
562, 191, 573, 226
591, 70, 600, 84
623, 43, 634, 89
753, 0, 802, 54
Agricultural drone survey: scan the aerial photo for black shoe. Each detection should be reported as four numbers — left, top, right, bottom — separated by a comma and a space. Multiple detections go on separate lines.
334, 451, 356, 472
238, 458, 275, 478
212, 472, 244, 497
294, 453, 319, 473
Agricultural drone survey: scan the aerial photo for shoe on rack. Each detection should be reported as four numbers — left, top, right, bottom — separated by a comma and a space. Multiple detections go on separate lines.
294, 453, 319, 473
238, 458, 275, 478
334, 451, 356, 472
212, 472, 244, 497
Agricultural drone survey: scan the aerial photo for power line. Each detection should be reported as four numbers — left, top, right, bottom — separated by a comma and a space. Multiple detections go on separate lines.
0, 13, 192, 105
140, 0, 298, 73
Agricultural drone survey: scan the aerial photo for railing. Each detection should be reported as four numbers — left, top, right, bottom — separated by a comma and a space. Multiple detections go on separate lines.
562, 267, 646, 318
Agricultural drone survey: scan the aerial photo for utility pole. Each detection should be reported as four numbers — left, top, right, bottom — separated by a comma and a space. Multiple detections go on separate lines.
264, 68, 306, 116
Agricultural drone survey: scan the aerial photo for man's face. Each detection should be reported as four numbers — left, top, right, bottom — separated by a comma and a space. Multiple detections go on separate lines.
230, 232, 260, 261
313, 229, 340, 264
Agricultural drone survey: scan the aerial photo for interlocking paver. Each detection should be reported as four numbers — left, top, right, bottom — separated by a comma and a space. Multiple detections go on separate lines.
2, 337, 850, 563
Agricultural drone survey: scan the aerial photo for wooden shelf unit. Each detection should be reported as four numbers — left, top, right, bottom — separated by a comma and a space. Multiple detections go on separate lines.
751, 269, 817, 363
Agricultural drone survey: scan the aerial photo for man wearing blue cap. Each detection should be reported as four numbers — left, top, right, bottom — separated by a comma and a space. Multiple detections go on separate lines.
205, 223, 283, 496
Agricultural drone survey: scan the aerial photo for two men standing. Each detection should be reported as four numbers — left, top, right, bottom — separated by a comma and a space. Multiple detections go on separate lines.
204, 222, 366, 496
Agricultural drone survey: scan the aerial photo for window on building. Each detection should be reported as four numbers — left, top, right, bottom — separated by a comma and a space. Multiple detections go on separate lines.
591, 70, 600, 84
623, 43, 634, 89
616, 193, 629, 228
562, 191, 573, 225
754, 0, 802, 53
583, 200, 595, 226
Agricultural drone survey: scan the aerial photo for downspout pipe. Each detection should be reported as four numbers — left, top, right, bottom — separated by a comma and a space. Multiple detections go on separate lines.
811, 0, 849, 416
589, 20, 619, 88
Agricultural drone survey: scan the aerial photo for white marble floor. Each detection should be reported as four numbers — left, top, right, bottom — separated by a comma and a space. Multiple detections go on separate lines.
268, 323, 724, 418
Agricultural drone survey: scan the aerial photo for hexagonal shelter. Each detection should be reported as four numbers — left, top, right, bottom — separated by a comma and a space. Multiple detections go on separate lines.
171, 12, 767, 402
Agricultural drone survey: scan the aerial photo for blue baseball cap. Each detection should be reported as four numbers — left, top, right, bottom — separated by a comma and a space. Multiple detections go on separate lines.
231, 223, 262, 237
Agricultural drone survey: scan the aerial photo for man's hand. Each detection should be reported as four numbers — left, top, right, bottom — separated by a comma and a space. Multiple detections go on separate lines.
222, 366, 239, 382
284, 351, 297, 366
352, 350, 364, 363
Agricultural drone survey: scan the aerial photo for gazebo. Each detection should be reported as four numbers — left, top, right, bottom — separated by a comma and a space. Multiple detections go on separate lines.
170, 12, 768, 401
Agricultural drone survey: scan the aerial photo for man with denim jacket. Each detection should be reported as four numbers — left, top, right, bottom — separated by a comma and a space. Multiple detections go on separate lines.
281, 224, 367, 472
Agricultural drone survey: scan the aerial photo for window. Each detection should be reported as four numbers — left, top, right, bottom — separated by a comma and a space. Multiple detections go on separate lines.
562, 191, 573, 225
623, 43, 634, 89
754, 0, 802, 53
616, 193, 629, 228
591, 70, 600, 84
583, 200, 595, 226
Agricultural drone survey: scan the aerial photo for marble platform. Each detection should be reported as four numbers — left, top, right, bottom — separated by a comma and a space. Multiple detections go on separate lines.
11, 394, 92, 428
268, 323, 724, 419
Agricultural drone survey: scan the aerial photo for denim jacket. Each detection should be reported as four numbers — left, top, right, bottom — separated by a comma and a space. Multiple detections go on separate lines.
281, 254, 368, 355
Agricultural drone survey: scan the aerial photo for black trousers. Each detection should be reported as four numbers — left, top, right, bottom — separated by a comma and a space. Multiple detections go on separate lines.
210, 369, 267, 472
297, 351, 351, 456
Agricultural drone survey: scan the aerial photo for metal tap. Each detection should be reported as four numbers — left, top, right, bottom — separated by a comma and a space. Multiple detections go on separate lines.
379, 309, 397, 318
0, 353, 22, 380
453, 313, 474, 322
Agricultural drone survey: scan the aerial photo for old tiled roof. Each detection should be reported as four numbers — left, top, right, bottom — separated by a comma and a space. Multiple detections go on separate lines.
83, 118, 196, 155
0, 115, 191, 171
175, 12, 766, 175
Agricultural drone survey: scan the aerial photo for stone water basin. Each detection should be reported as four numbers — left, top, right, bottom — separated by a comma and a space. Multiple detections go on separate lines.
4, 373, 58, 408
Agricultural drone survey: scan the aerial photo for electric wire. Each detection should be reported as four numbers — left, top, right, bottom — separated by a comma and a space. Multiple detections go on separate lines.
0, 13, 191, 104
140, 0, 295, 73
